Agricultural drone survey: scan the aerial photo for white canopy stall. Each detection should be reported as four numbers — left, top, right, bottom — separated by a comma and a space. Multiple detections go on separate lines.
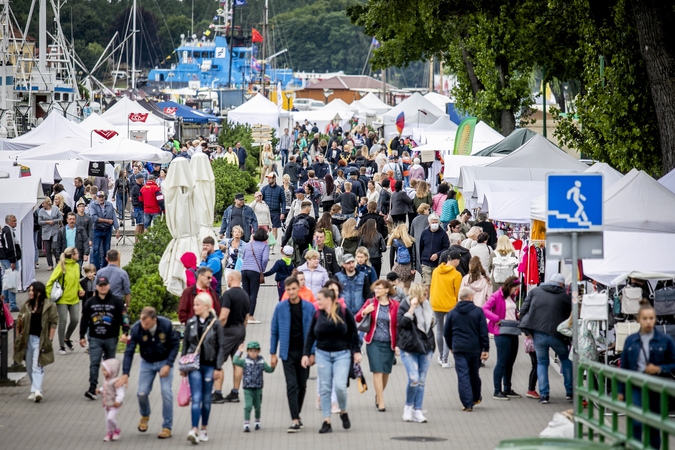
419, 116, 458, 144
0, 113, 100, 150
383, 93, 445, 139
353, 92, 391, 114
101, 97, 172, 147
79, 138, 173, 164
228, 94, 280, 130
0, 177, 43, 289
659, 167, 675, 194
0, 137, 90, 161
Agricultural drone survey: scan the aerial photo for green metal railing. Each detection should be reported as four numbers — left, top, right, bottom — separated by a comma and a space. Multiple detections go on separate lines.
576, 360, 675, 449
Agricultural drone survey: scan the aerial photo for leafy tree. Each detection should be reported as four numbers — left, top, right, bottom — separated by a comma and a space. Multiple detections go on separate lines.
218, 120, 258, 175
211, 159, 258, 219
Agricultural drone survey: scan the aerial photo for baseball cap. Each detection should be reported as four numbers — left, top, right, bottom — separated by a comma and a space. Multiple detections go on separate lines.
386, 272, 400, 282
76, 198, 86, 206
247, 341, 261, 350
342, 254, 355, 264
448, 250, 461, 261
96, 191, 105, 197
282, 245, 294, 256
550, 273, 567, 285
234, 193, 245, 201
135, 173, 144, 180
266, 172, 276, 178
296, 188, 305, 194
96, 276, 110, 286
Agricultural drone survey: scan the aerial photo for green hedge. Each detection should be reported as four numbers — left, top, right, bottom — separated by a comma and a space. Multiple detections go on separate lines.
124, 216, 178, 322
212, 158, 258, 219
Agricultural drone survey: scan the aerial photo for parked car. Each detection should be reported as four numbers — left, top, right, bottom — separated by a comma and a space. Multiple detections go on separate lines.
293, 98, 325, 111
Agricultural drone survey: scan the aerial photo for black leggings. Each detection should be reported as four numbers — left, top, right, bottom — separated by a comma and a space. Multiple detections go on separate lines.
43, 239, 58, 268
528, 352, 538, 392
322, 200, 334, 213
370, 257, 382, 279
241, 270, 262, 317
391, 214, 407, 226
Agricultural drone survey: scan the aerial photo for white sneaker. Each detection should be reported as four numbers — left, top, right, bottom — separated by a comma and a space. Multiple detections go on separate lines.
187, 429, 200, 445
198, 430, 208, 442
247, 319, 261, 324
27, 392, 36, 401
413, 409, 428, 423
441, 362, 453, 369
34, 391, 43, 403
331, 402, 340, 414
402, 405, 413, 422
436, 356, 443, 366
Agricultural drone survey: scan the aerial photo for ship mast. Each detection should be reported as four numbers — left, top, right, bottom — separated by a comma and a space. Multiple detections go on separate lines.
261, 0, 267, 96
131, 0, 137, 91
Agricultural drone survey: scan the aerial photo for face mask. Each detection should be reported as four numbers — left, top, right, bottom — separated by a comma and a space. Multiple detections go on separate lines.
430, 223, 439, 231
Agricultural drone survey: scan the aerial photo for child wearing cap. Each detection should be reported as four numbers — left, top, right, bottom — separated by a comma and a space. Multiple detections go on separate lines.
233, 342, 276, 432
263, 245, 296, 300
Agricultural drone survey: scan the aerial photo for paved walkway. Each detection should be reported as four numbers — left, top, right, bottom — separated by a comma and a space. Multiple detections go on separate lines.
0, 239, 570, 449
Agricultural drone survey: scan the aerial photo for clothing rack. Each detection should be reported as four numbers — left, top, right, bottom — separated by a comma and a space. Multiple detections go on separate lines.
519, 239, 546, 306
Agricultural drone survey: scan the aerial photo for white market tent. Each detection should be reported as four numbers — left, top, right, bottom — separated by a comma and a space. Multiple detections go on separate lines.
0, 177, 42, 289
530, 162, 624, 221
321, 98, 358, 112
353, 92, 391, 114
483, 190, 543, 223
0, 137, 90, 161
423, 92, 452, 113
458, 134, 587, 200
0, 160, 60, 184
101, 97, 172, 147
0, 113, 99, 151
80, 113, 119, 136
471, 121, 505, 153
442, 154, 502, 185
228, 93, 280, 129
383, 93, 445, 139
79, 138, 173, 164
659, 167, 675, 194
419, 115, 458, 144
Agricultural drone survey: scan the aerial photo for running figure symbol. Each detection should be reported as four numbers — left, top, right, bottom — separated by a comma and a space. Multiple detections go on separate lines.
566, 180, 588, 222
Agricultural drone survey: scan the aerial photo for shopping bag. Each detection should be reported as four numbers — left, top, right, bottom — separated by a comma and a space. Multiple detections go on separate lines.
178, 378, 191, 407
267, 232, 277, 247
580, 291, 608, 321
2, 269, 19, 293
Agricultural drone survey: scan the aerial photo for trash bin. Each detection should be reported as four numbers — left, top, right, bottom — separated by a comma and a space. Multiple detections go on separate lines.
495, 438, 615, 450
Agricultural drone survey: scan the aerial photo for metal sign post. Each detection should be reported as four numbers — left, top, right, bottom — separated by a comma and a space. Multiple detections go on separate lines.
546, 173, 604, 427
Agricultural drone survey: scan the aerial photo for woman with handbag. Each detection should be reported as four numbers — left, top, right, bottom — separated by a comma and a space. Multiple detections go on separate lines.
45, 247, 84, 355
181, 293, 225, 444
302, 288, 361, 434
238, 228, 270, 324
38, 197, 63, 270
482, 276, 522, 401
13, 281, 58, 402
355, 280, 399, 412
397, 282, 435, 423
357, 220, 386, 278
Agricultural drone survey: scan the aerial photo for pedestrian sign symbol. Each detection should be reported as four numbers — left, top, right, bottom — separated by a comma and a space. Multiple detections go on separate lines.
547, 173, 603, 232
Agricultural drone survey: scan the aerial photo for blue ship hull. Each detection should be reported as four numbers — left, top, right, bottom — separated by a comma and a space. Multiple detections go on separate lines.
147, 35, 295, 90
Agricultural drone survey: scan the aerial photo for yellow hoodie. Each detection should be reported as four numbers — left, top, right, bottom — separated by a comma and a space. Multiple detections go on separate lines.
429, 263, 462, 313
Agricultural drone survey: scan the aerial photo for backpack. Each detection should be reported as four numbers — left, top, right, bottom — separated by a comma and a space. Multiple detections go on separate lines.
323, 228, 335, 248
392, 163, 403, 181
155, 188, 165, 212
394, 238, 411, 265
292, 216, 310, 242
492, 254, 517, 283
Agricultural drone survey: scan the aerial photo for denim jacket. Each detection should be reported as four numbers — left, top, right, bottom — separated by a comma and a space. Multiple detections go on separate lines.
619, 328, 675, 394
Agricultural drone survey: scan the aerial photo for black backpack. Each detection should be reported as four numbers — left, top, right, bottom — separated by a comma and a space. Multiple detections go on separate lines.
292, 216, 310, 242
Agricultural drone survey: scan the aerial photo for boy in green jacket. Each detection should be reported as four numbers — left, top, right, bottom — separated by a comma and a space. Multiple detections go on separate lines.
233, 341, 276, 432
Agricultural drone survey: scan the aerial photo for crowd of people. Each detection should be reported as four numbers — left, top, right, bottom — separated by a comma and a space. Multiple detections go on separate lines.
2, 128, 675, 447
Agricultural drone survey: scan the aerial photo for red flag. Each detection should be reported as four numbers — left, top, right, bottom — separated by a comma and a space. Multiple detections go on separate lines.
252, 28, 263, 43
163, 107, 178, 115
94, 129, 119, 140
128, 112, 149, 123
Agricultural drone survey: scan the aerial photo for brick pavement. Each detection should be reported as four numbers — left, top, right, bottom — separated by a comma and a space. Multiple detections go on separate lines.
0, 239, 570, 450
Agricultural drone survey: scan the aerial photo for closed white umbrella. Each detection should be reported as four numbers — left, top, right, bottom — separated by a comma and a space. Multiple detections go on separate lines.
158, 157, 200, 295
190, 153, 217, 243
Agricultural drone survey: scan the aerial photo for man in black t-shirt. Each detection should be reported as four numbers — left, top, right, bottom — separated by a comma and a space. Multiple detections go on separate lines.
213, 271, 251, 404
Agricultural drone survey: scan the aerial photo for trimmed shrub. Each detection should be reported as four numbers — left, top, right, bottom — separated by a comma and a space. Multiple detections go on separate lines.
212, 158, 257, 219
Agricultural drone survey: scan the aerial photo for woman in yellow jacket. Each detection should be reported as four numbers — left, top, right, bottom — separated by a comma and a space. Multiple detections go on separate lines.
429, 249, 463, 368
46, 247, 85, 356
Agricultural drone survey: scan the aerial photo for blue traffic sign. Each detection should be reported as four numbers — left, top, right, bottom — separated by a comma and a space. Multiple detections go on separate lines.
546, 173, 603, 232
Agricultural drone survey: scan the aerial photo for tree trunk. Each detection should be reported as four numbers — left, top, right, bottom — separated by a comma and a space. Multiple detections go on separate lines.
551, 80, 566, 113
630, 0, 675, 175
495, 57, 515, 136
500, 109, 516, 136
458, 38, 484, 98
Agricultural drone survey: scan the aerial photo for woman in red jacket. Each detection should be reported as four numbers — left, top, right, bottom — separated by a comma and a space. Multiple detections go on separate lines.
355, 279, 400, 411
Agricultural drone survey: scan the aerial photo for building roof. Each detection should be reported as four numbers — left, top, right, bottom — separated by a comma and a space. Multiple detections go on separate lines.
305, 75, 396, 91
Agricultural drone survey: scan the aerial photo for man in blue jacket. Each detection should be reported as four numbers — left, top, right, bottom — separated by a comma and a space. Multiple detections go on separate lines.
335, 254, 370, 315
200, 236, 224, 295
444, 287, 490, 412
418, 214, 450, 286
270, 276, 316, 433
117, 307, 180, 439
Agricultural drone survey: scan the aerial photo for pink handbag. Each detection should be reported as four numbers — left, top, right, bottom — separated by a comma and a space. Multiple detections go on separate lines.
2, 301, 14, 329
178, 378, 191, 407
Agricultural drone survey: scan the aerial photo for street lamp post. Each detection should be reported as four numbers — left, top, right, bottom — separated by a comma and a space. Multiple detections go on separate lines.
15, 105, 31, 135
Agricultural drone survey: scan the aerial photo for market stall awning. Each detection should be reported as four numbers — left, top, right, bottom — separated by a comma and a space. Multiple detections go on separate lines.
157, 101, 221, 124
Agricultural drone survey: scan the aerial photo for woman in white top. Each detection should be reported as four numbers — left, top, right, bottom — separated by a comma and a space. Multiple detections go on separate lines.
469, 232, 493, 274
461, 226, 482, 250
366, 180, 380, 204
249, 192, 271, 230
491, 235, 518, 291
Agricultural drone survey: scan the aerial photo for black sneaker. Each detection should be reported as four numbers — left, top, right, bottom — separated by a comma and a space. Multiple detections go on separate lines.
287, 422, 301, 433
212, 392, 226, 404
566, 394, 573, 402
504, 390, 522, 398
84, 388, 98, 400
539, 396, 550, 404
492, 391, 510, 401
340, 412, 351, 429
318, 422, 332, 434
64, 339, 74, 352
223, 391, 240, 403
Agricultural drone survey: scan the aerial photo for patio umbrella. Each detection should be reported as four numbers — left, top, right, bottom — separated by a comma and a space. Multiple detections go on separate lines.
190, 153, 218, 243
158, 157, 200, 295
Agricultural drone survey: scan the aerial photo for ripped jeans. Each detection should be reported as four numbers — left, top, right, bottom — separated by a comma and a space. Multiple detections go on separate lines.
188, 365, 215, 428
138, 359, 174, 430
400, 350, 433, 410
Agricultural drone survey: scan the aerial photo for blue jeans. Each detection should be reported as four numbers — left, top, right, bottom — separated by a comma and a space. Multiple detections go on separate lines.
404, 175, 410, 188
1, 259, 18, 310
630, 387, 660, 448
115, 193, 127, 220
88, 337, 118, 388
533, 331, 573, 397
188, 365, 215, 428
26, 335, 44, 393
138, 359, 174, 430
454, 352, 482, 408
133, 208, 144, 226
493, 334, 519, 393
33, 231, 40, 263
400, 350, 432, 410
91, 228, 112, 270
144, 213, 158, 228
315, 349, 351, 418
280, 149, 289, 166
